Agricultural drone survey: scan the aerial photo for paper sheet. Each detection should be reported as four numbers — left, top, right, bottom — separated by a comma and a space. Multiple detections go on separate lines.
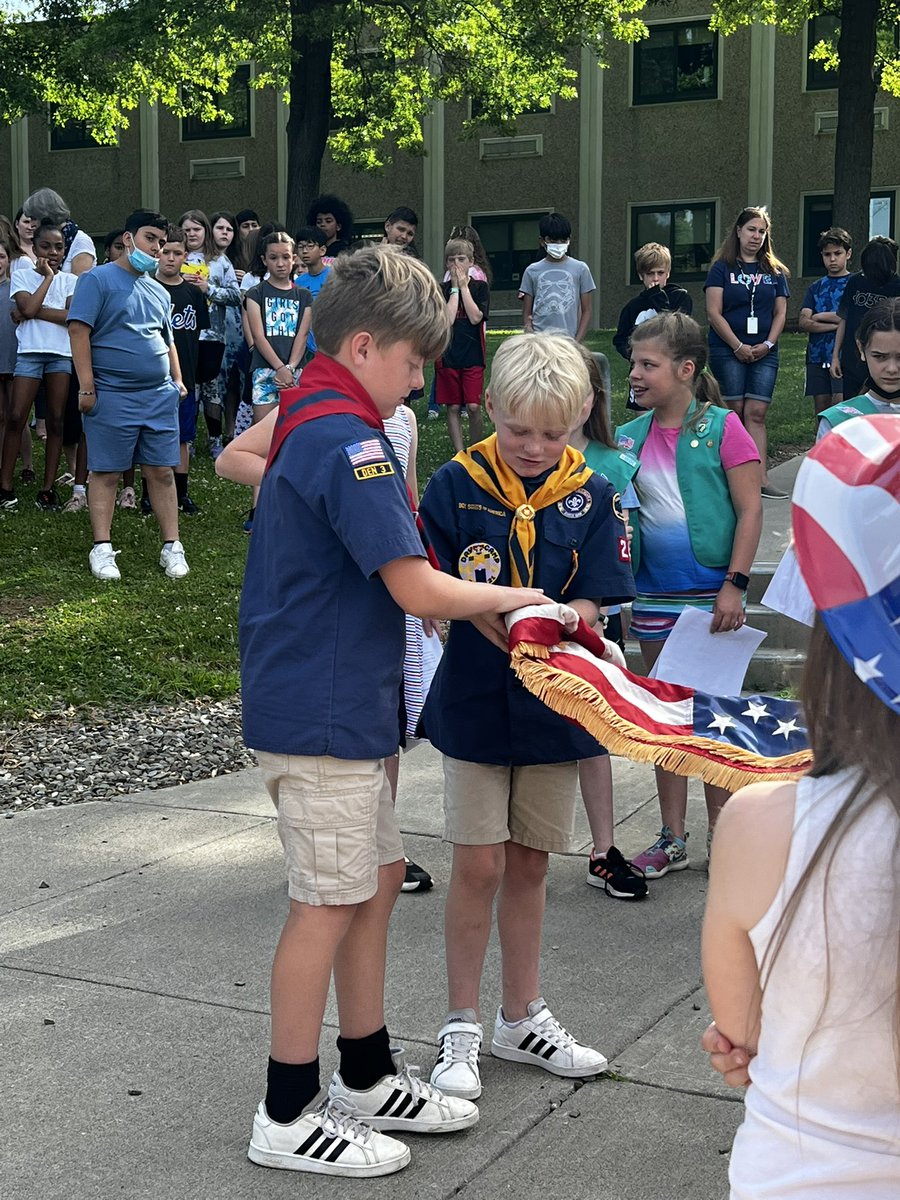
649, 605, 767, 694
761, 546, 816, 628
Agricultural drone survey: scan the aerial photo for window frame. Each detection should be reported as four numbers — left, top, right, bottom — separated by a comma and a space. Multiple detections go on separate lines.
467, 208, 552, 291
800, 190, 898, 276
181, 63, 254, 143
804, 13, 841, 92
627, 200, 718, 285
48, 111, 109, 152
631, 18, 720, 108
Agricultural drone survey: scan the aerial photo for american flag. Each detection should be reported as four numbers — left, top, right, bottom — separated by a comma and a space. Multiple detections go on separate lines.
507, 606, 811, 791
793, 414, 900, 713
343, 438, 387, 467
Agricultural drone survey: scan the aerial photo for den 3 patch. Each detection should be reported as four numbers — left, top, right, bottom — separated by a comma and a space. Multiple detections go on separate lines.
342, 437, 394, 481
557, 488, 592, 519
458, 542, 502, 584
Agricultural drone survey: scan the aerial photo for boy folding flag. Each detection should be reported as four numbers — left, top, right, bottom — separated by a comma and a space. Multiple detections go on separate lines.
506, 604, 812, 792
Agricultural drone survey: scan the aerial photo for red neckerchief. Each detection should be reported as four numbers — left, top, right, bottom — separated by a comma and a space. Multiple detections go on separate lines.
265, 354, 439, 570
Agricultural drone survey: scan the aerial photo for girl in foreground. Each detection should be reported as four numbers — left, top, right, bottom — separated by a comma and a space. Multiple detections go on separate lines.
702, 413, 900, 1198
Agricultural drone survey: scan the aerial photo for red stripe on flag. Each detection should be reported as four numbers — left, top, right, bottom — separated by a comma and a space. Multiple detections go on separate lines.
812, 418, 900, 493
552, 651, 694, 735
792, 508, 866, 608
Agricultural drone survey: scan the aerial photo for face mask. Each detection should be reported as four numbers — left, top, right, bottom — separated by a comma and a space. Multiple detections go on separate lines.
126, 239, 158, 274
545, 242, 569, 260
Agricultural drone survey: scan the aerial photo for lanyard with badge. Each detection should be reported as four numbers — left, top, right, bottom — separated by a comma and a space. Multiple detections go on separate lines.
741, 262, 758, 335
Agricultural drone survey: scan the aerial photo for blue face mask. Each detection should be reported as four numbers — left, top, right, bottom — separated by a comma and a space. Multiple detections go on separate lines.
126, 238, 158, 275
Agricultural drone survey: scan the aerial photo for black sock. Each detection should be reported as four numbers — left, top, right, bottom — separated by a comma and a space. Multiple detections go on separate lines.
174, 471, 188, 502
265, 1056, 320, 1124
205, 410, 222, 438
337, 1026, 394, 1090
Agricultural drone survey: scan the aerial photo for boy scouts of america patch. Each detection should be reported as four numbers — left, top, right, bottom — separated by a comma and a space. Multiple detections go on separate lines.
342, 438, 394, 481
612, 492, 625, 522
557, 488, 592, 519
458, 542, 502, 584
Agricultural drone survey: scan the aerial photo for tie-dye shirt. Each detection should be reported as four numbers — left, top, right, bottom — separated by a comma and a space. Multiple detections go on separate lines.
633, 413, 759, 594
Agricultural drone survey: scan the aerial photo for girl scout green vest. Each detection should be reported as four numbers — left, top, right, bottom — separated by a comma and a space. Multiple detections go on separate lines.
818, 394, 879, 430
581, 441, 640, 495
615, 403, 735, 574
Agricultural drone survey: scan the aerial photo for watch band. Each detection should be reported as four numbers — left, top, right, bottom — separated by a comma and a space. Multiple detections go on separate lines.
725, 571, 750, 591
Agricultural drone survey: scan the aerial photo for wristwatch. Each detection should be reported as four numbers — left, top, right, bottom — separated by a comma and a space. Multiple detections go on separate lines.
724, 571, 750, 591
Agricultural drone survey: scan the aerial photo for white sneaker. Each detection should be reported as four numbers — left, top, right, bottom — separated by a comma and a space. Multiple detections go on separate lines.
63, 492, 88, 513
117, 486, 136, 510
89, 542, 121, 581
430, 1015, 484, 1099
330, 1047, 479, 1133
159, 539, 189, 578
248, 1088, 410, 1177
490, 998, 607, 1078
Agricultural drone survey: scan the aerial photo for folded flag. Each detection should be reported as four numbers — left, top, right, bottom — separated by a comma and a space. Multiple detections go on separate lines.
507, 605, 812, 792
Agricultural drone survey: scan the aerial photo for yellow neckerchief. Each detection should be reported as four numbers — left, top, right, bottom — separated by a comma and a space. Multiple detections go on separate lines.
453, 434, 593, 587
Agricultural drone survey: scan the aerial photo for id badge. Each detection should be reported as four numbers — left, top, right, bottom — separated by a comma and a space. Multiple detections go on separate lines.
746, 316, 759, 335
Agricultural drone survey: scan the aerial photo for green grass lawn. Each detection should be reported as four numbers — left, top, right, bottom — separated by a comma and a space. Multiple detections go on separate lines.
1, 331, 814, 719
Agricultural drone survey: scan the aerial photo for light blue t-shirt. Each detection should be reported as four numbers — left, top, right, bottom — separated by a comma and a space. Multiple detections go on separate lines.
68, 262, 172, 391
295, 266, 331, 353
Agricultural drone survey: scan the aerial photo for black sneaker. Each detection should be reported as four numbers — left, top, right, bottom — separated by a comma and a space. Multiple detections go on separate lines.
586, 845, 648, 900
179, 495, 201, 515
35, 488, 61, 511
401, 857, 433, 892
140, 492, 153, 516
21, 468, 36, 484
0, 489, 17, 510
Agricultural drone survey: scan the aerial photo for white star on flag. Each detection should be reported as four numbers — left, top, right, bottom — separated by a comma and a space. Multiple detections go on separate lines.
708, 712, 737, 734
853, 654, 883, 683
774, 718, 801, 740
742, 701, 769, 724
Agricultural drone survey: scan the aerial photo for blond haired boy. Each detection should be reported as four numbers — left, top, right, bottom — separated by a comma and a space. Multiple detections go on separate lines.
419, 332, 636, 1100
613, 242, 693, 394
240, 247, 550, 1178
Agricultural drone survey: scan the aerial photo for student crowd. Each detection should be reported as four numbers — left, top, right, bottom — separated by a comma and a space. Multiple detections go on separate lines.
1, 188, 898, 1196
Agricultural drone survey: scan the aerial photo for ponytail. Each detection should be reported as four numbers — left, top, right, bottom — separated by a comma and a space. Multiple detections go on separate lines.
687, 372, 725, 432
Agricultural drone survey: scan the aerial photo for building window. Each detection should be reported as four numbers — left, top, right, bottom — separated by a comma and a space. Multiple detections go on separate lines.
182, 65, 252, 141
633, 22, 718, 106
801, 192, 897, 275
470, 211, 550, 291
49, 114, 98, 152
629, 202, 716, 283
354, 220, 388, 247
806, 14, 840, 90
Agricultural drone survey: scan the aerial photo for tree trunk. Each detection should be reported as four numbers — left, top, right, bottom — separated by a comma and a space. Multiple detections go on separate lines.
833, 0, 879, 246
285, 0, 336, 232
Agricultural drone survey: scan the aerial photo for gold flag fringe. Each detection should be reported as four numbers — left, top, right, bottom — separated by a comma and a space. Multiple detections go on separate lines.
511, 650, 812, 792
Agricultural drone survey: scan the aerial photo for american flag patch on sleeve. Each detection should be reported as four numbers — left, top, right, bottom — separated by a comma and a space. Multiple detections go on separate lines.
343, 438, 387, 467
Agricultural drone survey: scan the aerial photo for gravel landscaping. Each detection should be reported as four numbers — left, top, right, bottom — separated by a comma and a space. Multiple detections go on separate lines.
0, 697, 255, 813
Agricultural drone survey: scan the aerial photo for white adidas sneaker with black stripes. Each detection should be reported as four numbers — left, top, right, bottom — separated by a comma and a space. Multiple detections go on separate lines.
490, 998, 608, 1078
247, 1089, 410, 1177
329, 1047, 480, 1133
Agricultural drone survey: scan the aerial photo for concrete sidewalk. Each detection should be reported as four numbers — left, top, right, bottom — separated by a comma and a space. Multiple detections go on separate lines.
2, 456, 811, 1199
2, 748, 743, 1200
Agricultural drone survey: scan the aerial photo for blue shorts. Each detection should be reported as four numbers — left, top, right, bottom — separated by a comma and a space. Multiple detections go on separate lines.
83, 381, 180, 472
709, 346, 780, 404
804, 362, 843, 398
14, 352, 72, 379
252, 366, 300, 406
178, 389, 199, 443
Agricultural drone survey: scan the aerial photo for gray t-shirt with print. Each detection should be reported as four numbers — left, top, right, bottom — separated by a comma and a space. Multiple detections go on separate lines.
520, 256, 596, 337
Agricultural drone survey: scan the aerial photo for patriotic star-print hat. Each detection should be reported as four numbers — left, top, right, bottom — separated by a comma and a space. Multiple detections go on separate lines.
792, 413, 900, 712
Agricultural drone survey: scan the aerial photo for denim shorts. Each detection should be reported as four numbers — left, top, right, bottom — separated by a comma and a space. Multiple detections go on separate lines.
709, 346, 780, 404
14, 352, 72, 379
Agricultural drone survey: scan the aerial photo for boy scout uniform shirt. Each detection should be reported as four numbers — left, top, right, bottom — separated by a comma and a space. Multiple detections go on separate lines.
239, 413, 426, 759
419, 464, 636, 765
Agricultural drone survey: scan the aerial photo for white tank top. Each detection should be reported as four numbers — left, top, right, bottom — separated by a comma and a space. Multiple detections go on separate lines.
729, 770, 900, 1198
384, 405, 413, 475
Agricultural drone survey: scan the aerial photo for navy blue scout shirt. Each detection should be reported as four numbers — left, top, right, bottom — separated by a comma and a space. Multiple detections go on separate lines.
239, 413, 426, 759
419, 464, 636, 765
704, 259, 790, 349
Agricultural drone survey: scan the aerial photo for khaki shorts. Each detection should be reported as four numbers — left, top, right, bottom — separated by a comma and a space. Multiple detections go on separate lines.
256, 753, 404, 906
442, 756, 578, 854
